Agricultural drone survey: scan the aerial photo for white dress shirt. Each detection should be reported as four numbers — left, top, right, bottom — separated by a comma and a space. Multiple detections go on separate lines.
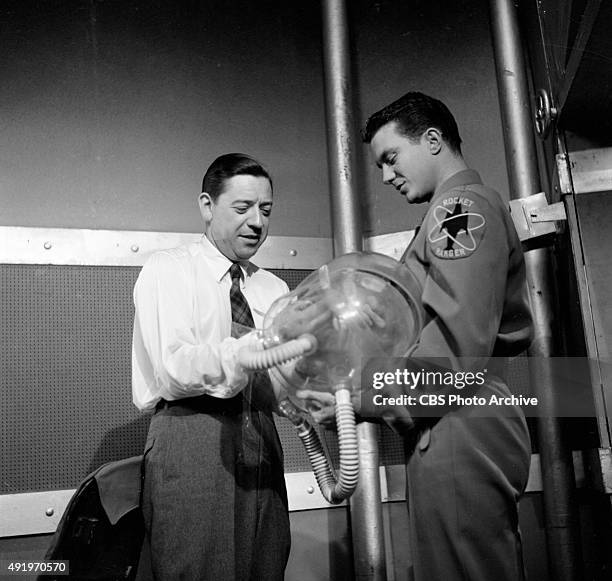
132, 235, 289, 411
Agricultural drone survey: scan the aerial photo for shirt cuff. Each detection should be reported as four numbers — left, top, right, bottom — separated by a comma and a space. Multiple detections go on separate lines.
211, 331, 261, 399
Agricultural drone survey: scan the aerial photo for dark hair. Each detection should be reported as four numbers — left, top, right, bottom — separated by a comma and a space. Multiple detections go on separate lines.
201, 153, 272, 200
362, 91, 462, 153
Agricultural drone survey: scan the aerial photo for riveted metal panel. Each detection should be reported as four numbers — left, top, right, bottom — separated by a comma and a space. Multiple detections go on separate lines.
0, 227, 332, 269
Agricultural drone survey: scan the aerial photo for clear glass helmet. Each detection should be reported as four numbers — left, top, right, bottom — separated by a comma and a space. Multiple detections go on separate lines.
261, 251, 424, 396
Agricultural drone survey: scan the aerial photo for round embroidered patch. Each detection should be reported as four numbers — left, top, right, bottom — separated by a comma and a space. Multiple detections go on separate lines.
426, 194, 486, 259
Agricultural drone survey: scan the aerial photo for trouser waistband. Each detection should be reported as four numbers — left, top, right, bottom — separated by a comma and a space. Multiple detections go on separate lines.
155, 393, 243, 415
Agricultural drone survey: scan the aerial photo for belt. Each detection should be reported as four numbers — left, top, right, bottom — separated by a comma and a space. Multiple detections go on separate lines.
155, 393, 243, 415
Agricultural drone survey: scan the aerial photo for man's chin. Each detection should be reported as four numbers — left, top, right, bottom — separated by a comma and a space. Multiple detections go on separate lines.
405, 191, 428, 204
401, 187, 417, 203
236, 243, 261, 260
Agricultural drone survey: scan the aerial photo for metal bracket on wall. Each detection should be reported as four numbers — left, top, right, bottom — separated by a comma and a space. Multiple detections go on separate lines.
557, 147, 612, 194
509, 192, 566, 243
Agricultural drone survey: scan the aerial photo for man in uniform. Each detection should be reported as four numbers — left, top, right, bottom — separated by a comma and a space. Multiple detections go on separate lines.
132, 153, 290, 580
298, 92, 533, 581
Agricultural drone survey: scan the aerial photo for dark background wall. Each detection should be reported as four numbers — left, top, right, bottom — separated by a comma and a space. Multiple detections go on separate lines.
1, 0, 508, 237
352, 0, 509, 232
0, 0, 329, 235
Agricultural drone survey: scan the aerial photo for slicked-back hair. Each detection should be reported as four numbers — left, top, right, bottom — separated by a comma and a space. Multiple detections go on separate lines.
201, 153, 272, 201
362, 91, 462, 154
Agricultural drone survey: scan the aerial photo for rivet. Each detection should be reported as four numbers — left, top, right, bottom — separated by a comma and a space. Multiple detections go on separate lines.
307, 486, 315, 494
45, 508, 54, 517
289, 249, 297, 256
131, 244, 139, 253
43, 241, 52, 250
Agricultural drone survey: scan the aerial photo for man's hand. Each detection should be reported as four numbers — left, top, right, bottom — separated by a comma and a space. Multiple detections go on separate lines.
294, 388, 336, 426
274, 298, 333, 342
269, 358, 310, 395
353, 295, 387, 330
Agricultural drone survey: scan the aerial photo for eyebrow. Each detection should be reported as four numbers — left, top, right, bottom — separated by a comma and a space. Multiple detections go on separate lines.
231, 200, 273, 206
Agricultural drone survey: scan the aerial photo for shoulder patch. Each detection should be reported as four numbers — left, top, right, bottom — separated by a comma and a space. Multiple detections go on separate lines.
426, 193, 486, 259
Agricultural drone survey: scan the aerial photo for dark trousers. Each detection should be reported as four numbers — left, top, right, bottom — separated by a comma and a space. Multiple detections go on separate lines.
141, 394, 290, 581
406, 378, 531, 581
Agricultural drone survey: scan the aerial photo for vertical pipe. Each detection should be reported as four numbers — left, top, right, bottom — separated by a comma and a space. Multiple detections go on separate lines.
350, 422, 387, 580
488, 1, 582, 580
320, 0, 362, 255
320, 1, 387, 579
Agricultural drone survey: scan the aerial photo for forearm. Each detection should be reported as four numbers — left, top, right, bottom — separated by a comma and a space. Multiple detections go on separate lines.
159, 337, 249, 399
133, 326, 260, 406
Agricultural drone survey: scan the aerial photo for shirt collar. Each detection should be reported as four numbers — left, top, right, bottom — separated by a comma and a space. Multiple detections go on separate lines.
198, 234, 256, 283
432, 169, 482, 201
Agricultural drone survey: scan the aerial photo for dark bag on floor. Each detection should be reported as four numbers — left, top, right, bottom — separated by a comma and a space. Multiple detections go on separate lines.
39, 456, 144, 581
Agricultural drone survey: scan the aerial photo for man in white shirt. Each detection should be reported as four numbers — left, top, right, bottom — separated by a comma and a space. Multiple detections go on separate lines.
132, 153, 290, 580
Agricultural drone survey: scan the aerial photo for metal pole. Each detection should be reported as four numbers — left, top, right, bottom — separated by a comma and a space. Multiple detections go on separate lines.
320, 1, 387, 579
488, 1, 582, 580
320, 0, 362, 254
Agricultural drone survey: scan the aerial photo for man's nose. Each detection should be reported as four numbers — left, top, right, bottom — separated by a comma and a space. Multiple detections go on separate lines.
247, 208, 263, 229
382, 164, 394, 184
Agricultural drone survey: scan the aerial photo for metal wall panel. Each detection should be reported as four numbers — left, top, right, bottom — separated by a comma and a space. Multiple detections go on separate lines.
0, 264, 324, 495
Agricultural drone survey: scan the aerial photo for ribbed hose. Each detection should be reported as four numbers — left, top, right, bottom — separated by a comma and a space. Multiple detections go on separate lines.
238, 334, 317, 370
279, 389, 359, 504
240, 335, 359, 502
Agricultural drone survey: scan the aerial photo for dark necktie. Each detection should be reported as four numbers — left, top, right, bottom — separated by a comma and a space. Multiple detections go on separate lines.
227, 267, 281, 511
228, 263, 276, 422
228, 263, 270, 474
229, 263, 255, 334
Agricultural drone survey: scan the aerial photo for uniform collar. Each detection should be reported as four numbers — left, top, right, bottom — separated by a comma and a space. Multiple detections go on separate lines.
198, 234, 256, 283
433, 169, 482, 201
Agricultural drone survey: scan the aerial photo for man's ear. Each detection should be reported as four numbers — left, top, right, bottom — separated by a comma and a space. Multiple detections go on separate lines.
198, 192, 213, 222
424, 128, 443, 155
